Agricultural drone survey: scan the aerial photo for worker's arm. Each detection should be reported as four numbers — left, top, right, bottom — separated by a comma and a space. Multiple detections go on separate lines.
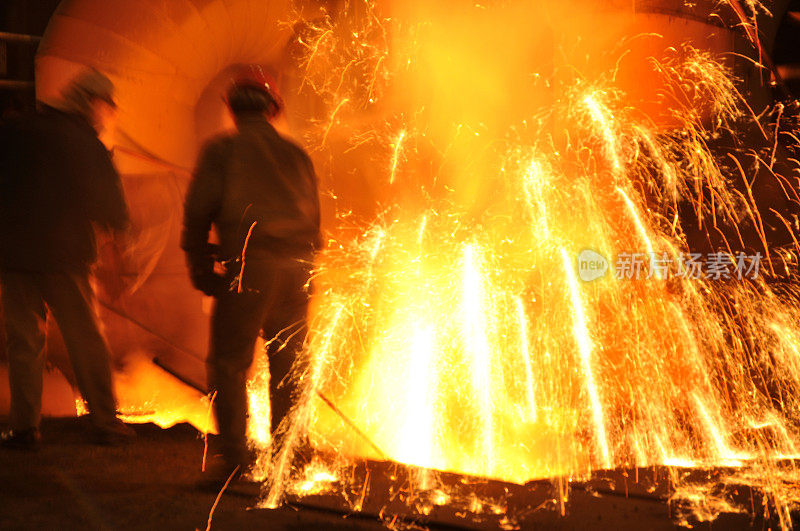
85, 135, 131, 301
97, 149, 130, 232
181, 139, 228, 296
300, 150, 324, 250
82, 132, 130, 233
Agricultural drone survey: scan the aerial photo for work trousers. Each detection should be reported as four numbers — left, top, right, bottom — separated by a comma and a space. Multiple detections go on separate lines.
0, 269, 118, 431
208, 259, 311, 467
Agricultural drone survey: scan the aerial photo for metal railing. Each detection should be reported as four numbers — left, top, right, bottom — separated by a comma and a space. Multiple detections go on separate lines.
0, 32, 41, 90
0, 31, 41, 44
0, 79, 34, 89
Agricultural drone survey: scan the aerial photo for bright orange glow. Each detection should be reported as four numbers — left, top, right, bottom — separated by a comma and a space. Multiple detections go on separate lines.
243, 0, 800, 527
75, 354, 214, 433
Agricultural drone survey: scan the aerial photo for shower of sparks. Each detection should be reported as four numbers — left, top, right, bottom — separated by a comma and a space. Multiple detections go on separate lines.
321, 98, 350, 148
584, 92, 623, 174
514, 297, 537, 423
461, 242, 496, 475
389, 129, 406, 184
617, 187, 663, 278
560, 247, 611, 469
244, 0, 800, 527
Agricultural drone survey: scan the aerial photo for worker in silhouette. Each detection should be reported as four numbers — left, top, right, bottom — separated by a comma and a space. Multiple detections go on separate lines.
0, 68, 136, 449
182, 66, 321, 487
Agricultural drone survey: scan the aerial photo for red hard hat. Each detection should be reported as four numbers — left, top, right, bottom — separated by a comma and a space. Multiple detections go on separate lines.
226, 65, 283, 117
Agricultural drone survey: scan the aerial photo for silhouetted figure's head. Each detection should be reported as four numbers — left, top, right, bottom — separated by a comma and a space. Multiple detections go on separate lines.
57, 68, 117, 133
225, 65, 282, 122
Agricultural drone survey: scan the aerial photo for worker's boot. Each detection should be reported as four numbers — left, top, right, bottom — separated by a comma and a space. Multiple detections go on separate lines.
0, 427, 41, 451
91, 418, 137, 446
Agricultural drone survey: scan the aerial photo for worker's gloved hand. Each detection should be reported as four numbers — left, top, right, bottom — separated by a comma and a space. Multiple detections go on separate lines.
94, 239, 127, 302
186, 248, 229, 297
192, 270, 229, 297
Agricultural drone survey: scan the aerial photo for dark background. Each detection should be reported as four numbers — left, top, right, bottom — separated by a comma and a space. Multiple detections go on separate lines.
0, 0, 60, 118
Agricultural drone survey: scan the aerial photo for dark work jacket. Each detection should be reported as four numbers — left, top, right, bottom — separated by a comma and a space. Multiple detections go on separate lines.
0, 106, 129, 273
182, 116, 321, 282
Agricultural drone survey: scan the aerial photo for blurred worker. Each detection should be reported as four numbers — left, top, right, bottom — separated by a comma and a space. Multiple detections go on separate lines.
182, 66, 321, 487
0, 68, 136, 449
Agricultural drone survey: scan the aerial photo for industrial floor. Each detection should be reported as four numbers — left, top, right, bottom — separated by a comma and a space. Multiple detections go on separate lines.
0, 418, 787, 530
0, 418, 384, 531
